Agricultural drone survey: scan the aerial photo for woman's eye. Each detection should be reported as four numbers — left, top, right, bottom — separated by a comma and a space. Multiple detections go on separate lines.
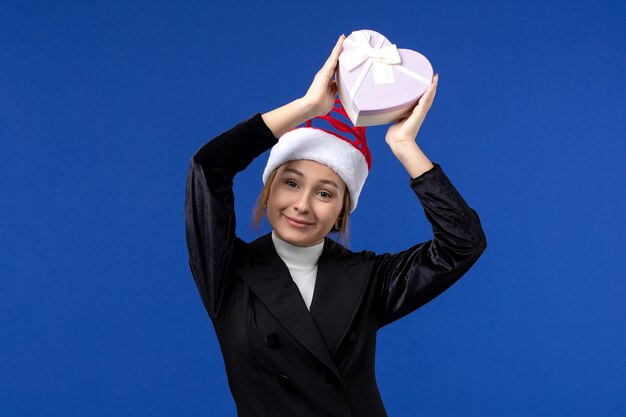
319, 191, 332, 199
286, 180, 298, 188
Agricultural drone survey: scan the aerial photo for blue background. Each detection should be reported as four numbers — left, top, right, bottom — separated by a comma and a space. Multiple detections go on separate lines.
2, 0, 625, 416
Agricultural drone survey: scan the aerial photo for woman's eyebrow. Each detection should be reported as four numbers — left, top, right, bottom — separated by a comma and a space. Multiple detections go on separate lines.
283, 168, 340, 189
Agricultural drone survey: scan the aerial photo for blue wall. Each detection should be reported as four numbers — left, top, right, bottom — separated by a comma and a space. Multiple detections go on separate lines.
1, 0, 624, 416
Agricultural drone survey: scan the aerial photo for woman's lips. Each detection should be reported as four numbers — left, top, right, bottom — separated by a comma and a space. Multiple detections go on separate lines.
285, 216, 313, 228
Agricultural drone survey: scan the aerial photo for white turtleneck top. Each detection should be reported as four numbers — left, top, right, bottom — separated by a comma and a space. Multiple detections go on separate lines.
271, 230, 324, 310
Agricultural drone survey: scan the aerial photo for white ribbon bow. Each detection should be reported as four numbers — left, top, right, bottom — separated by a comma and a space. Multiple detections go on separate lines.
340, 30, 402, 85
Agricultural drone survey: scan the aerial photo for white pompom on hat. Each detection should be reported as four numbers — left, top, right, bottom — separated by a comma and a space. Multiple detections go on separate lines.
262, 100, 372, 213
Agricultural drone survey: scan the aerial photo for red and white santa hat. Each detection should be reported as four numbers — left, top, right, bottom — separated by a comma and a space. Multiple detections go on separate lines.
263, 99, 372, 213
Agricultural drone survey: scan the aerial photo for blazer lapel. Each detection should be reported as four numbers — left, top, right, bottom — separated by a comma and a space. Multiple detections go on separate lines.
236, 233, 340, 379
309, 239, 374, 356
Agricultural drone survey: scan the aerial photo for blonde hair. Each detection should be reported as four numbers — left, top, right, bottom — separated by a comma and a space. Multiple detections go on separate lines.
251, 166, 352, 250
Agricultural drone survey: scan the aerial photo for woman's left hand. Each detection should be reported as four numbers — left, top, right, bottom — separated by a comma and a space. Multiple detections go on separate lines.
385, 73, 439, 152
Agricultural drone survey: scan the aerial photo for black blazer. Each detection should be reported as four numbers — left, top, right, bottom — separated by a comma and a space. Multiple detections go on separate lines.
184, 112, 487, 417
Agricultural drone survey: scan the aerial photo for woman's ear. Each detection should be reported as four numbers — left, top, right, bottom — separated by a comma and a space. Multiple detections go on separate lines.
334, 210, 344, 231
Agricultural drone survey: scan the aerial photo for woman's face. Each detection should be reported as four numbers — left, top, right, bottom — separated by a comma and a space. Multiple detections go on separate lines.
267, 159, 346, 247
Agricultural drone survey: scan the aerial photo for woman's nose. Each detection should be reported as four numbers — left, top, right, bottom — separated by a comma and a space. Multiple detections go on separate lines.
293, 191, 311, 212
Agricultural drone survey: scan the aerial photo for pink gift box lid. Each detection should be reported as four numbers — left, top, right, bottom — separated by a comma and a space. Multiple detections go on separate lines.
338, 29, 433, 118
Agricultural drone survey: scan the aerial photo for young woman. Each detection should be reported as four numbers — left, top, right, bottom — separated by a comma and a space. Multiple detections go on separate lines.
185, 34, 487, 417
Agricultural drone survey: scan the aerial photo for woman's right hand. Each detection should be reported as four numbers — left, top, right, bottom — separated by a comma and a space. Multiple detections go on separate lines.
301, 34, 346, 118
261, 35, 345, 138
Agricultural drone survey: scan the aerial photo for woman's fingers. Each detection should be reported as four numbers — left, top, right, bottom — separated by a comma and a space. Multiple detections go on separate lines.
399, 73, 439, 135
322, 34, 345, 74
302, 35, 347, 117
408, 73, 438, 119
418, 73, 438, 111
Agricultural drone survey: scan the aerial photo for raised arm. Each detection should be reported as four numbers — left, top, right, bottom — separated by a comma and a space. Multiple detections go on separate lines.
373, 73, 487, 328
185, 113, 278, 319
373, 163, 487, 328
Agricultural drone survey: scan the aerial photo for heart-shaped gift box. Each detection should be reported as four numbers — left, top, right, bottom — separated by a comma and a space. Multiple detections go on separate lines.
336, 29, 434, 127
